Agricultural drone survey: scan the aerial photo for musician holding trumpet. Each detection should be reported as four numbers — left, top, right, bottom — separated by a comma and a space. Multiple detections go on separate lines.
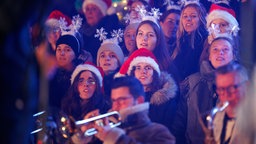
80, 76, 176, 144
209, 62, 249, 144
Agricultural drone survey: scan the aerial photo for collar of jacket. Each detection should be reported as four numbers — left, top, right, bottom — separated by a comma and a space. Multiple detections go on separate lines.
149, 72, 178, 105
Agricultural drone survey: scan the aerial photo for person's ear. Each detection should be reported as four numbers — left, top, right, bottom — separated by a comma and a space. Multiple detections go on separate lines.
136, 96, 145, 104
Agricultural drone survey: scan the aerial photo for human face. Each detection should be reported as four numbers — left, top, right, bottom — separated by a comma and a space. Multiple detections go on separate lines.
136, 24, 157, 51
210, 18, 230, 34
216, 72, 247, 108
84, 4, 104, 26
134, 63, 153, 89
209, 39, 234, 68
55, 44, 76, 69
124, 28, 137, 54
130, 1, 144, 19
160, 13, 180, 38
181, 6, 199, 34
46, 27, 61, 49
77, 71, 96, 100
111, 87, 136, 112
99, 50, 119, 74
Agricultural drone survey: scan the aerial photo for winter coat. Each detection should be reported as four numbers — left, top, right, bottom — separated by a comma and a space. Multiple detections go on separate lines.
173, 31, 208, 81
49, 68, 73, 110
103, 103, 176, 144
172, 61, 218, 144
146, 72, 178, 132
213, 111, 238, 144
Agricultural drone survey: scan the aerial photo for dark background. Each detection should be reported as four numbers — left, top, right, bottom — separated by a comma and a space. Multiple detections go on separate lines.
0, 0, 255, 143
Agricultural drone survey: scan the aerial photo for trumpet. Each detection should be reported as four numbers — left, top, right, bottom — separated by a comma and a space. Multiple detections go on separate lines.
59, 111, 121, 138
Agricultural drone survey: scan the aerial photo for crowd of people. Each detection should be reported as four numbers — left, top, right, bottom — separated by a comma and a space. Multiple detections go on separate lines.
28, 0, 254, 144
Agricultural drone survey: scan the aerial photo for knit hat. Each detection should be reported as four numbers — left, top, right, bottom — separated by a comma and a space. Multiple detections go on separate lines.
56, 34, 80, 57
71, 62, 104, 87
95, 28, 124, 67
206, 4, 239, 35
116, 48, 160, 77
97, 42, 124, 66
45, 10, 71, 30
82, 0, 112, 16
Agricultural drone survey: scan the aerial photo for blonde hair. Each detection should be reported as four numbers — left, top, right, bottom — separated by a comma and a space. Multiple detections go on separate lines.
171, 3, 207, 60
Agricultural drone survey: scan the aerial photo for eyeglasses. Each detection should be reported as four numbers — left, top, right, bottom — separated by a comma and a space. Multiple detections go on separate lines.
78, 78, 96, 86
111, 96, 133, 104
216, 81, 246, 95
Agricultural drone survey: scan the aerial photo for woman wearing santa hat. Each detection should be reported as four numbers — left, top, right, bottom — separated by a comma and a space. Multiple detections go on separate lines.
200, 3, 240, 64
61, 62, 110, 144
117, 48, 178, 134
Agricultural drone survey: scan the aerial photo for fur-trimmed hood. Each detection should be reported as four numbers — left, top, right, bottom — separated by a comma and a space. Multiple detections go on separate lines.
150, 72, 178, 105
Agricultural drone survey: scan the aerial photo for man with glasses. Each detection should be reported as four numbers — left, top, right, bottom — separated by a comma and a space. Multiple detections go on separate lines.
94, 76, 175, 144
212, 62, 248, 144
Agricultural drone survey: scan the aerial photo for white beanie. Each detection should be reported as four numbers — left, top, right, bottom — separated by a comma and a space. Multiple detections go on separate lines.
71, 63, 104, 87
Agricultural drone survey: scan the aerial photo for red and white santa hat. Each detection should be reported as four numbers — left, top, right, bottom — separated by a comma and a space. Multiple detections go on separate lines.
45, 10, 72, 29
82, 0, 112, 16
71, 62, 104, 87
206, 4, 239, 33
115, 48, 160, 77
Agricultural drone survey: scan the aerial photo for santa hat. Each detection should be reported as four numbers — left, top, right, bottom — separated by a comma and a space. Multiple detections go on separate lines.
56, 34, 80, 57
71, 62, 104, 87
45, 10, 71, 29
206, 4, 239, 34
116, 48, 160, 77
82, 0, 112, 16
97, 40, 124, 66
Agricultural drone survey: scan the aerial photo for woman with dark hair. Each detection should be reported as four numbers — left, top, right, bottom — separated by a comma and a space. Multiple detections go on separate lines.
61, 63, 109, 120
61, 63, 110, 143
160, 6, 181, 57
136, 20, 171, 71
117, 48, 178, 133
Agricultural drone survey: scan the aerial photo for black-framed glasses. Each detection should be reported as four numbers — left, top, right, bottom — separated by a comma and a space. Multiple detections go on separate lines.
111, 96, 133, 104
78, 78, 96, 86
216, 81, 246, 95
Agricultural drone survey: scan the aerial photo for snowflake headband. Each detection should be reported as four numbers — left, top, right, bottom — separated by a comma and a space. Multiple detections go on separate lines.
95, 27, 124, 46
208, 23, 239, 36
136, 6, 162, 27
208, 0, 230, 5
123, 13, 142, 26
178, 0, 200, 7
58, 15, 82, 36
164, 0, 181, 11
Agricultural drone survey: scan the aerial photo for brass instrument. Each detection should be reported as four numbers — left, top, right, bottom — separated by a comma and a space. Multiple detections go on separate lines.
59, 111, 121, 138
30, 110, 121, 143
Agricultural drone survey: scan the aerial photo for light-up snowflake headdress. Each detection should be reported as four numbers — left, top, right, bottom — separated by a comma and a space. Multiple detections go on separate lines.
136, 6, 162, 27
164, 0, 181, 11
123, 13, 142, 26
95, 27, 124, 45
95, 27, 125, 66
178, 0, 200, 7
207, 23, 239, 44
58, 15, 83, 36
